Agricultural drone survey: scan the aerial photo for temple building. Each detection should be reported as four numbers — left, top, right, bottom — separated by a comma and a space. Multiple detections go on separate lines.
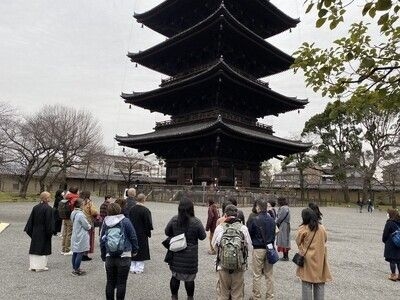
116, 0, 311, 187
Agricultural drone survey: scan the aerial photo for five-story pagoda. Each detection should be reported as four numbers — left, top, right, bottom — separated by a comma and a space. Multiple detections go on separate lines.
116, 0, 311, 187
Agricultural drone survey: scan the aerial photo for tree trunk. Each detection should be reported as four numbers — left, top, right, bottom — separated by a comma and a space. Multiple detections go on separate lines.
341, 182, 350, 203
19, 174, 33, 198
299, 169, 305, 203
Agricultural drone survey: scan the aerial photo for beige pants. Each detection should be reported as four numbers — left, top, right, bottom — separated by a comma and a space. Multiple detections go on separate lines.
252, 249, 274, 300
62, 219, 72, 252
217, 269, 245, 300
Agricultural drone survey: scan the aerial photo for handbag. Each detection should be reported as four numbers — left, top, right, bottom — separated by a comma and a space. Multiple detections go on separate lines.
292, 252, 305, 267
169, 233, 187, 252
266, 244, 279, 264
392, 224, 400, 248
292, 229, 317, 267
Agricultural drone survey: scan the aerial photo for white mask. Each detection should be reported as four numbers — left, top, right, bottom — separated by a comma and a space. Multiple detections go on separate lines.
387, 213, 390, 219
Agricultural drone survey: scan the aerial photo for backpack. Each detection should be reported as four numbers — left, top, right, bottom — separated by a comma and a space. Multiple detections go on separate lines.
392, 224, 400, 248
105, 221, 126, 257
217, 222, 248, 271
58, 199, 71, 220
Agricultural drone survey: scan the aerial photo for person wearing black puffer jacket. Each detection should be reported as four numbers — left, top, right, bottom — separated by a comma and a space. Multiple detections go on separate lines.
165, 198, 207, 300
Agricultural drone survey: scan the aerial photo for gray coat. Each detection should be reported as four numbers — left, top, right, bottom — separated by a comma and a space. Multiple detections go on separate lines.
276, 205, 291, 249
71, 209, 91, 253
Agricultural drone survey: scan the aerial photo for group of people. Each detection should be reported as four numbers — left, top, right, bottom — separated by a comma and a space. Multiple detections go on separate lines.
166, 196, 332, 300
25, 187, 153, 300
24, 189, 400, 300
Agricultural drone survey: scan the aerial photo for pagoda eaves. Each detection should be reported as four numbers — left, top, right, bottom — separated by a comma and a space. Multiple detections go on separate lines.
129, 7, 293, 78
134, 0, 299, 39
122, 59, 307, 118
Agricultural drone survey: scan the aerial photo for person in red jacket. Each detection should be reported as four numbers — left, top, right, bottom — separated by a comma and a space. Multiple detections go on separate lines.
205, 199, 220, 255
61, 186, 79, 255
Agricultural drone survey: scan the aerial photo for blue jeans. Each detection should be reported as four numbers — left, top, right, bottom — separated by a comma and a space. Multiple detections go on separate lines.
72, 252, 83, 271
105, 256, 131, 300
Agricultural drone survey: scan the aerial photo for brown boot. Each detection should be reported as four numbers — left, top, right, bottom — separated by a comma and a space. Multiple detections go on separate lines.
388, 273, 397, 281
171, 295, 178, 300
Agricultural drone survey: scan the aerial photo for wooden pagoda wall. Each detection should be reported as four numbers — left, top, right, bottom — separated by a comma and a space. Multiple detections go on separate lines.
165, 159, 260, 187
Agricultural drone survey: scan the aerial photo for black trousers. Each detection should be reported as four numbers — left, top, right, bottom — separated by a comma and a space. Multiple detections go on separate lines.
105, 256, 131, 300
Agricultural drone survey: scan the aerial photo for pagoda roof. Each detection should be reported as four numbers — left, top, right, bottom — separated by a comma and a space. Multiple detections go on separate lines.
134, 0, 299, 39
122, 59, 307, 117
116, 117, 311, 159
129, 6, 294, 77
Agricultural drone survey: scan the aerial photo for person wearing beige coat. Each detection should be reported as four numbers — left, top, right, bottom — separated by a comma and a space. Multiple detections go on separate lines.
295, 208, 332, 300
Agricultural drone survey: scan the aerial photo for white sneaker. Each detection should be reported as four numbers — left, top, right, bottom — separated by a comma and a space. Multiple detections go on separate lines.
60, 251, 66, 255
64, 251, 73, 256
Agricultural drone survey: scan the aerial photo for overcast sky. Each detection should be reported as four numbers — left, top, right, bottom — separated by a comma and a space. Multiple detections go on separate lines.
0, 0, 356, 160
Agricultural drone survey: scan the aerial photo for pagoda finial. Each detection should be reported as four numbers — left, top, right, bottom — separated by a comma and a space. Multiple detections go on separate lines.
219, 55, 224, 62
217, 114, 222, 122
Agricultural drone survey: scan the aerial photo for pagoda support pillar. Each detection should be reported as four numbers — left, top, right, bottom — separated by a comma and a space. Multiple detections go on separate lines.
177, 166, 185, 185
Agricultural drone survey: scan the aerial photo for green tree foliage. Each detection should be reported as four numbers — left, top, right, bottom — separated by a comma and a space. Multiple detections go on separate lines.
302, 100, 362, 202
293, 0, 399, 99
303, 93, 400, 204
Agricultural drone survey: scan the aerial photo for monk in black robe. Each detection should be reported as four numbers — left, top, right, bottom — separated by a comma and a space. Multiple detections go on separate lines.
128, 193, 153, 273
24, 191, 54, 272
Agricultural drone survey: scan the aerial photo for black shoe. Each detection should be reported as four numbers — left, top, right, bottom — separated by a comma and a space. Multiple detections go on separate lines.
82, 255, 92, 261
279, 257, 289, 261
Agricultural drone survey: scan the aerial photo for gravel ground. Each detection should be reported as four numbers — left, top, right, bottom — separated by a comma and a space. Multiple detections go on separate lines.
0, 199, 397, 300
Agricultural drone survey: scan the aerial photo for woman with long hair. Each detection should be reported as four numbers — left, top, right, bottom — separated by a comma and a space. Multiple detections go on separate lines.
382, 209, 400, 281
165, 198, 207, 300
80, 190, 98, 261
295, 208, 332, 300
53, 189, 64, 236
308, 203, 323, 223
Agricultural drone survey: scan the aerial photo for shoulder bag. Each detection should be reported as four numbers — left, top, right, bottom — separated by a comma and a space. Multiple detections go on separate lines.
292, 228, 317, 267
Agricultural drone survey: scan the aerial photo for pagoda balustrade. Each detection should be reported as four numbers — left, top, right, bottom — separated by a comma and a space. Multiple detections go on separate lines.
160, 59, 270, 89
155, 110, 273, 134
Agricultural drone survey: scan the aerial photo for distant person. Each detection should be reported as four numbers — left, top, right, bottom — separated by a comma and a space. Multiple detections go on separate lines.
125, 188, 137, 216
276, 197, 291, 261
100, 203, 138, 300
129, 193, 153, 274
367, 199, 374, 213
165, 198, 207, 300
295, 208, 332, 300
212, 204, 251, 300
247, 199, 260, 230
382, 209, 400, 281
61, 186, 79, 255
267, 199, 277, 220
115, 198, 128, 216
80, 191, 98, 261
99, 195, 112, 235
24, 191, 54, 272
70, 198, 91, 276
308, 203, 323, 223
205, 198, 220, 255
218, 197, 245, 225
53, 189, 64, 236
247, 199, 276, 300
357, 199, 364, 213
